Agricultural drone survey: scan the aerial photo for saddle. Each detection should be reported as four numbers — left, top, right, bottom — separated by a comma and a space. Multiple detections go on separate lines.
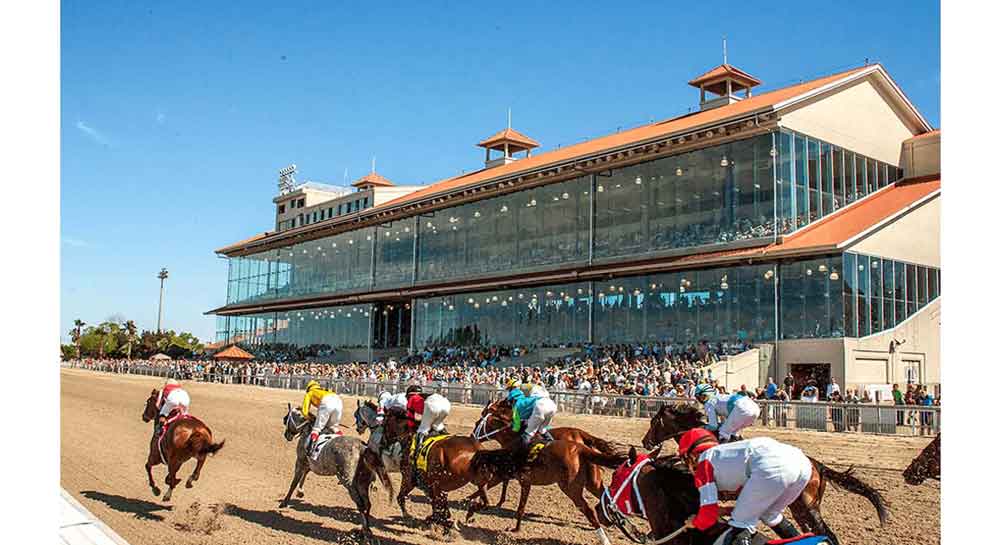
310, 431, 343, 461
410, 433, 451, 473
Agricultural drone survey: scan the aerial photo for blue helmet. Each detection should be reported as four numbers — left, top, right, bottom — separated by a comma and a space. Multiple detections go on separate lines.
694, 384, 717, 400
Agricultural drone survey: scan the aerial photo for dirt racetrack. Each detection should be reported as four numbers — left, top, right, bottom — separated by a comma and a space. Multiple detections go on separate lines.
61, 369, 940, 545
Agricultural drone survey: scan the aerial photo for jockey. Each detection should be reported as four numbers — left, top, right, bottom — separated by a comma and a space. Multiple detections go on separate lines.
407, 385, 452, 460
377, 390, 407, 425
505, 377, 523, 402
512, 382, 557, 447
679, 429, 811, 545
694, 383, 760, 442
154, 378, 190, 437
301, 380, 343, 453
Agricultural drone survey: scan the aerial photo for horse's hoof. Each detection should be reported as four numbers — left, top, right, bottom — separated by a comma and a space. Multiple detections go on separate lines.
296, 491, 304, 498
185, 482, 193, 489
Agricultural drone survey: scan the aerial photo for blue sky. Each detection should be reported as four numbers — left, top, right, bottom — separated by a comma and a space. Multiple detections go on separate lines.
61, 0, 941, 343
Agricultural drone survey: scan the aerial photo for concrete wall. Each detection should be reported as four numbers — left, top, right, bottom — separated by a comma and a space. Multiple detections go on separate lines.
705, 349, 762, 392
900, 132, 941, 180
848, 194, 940, 267
845, 297, 941, 389
778, 77, 916, 164
372, 186, 425, 206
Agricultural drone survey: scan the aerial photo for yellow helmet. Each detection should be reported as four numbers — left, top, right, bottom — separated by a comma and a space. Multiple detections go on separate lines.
506, 377, 521, 390
305, 380, 320, 392
519, 382, 533, 394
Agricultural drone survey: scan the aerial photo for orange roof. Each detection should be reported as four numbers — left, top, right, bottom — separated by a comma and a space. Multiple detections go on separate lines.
774, 176, 940, 254
377, 65, 869, 211
688, 63, 762, 89
477, 127, 540, 150
213, 344, 255, 360
352, 171, 395, 188
215, 232, 271, 254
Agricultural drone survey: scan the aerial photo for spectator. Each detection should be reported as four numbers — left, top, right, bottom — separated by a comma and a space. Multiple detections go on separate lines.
801, 384, 819, 403
765, 377, 777, 400
826, 378, 840, 400
783, 372, 795, 398
892, 383, 904, 426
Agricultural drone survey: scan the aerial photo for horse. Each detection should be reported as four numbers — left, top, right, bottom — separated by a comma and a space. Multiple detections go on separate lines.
471, 398, 628, 544
639, 403, 888, 545
281, 403, 389, 540
595, 448, 775, 545
903, 433, 940, 485
354, 400, 404, 475
473, 397, 629, 506
141, 389, 224, 502
380, 408, 504, 532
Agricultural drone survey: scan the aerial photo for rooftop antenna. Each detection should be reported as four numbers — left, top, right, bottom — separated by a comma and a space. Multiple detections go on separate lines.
507, 107, 512, 130
343, 167, 348, 185
722, 36, 728, 65
371, 155, 376, 173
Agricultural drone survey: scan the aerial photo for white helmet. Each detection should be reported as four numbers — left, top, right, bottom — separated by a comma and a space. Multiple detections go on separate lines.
165, 378, 179, 386
378, 392, 391, 405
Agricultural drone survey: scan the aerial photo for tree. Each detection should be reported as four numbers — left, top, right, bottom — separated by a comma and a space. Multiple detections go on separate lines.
122, 320, 138, 360
70, 319, 85, 358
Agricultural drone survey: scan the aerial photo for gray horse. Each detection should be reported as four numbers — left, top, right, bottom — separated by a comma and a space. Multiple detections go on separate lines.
281, 403, 387, 539
353, 400, 406, 512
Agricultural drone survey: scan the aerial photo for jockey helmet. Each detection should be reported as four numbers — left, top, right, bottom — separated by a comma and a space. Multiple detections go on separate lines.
519, 382, 533, 395
305, 380, 321, 392
378, 392, 391, 405
165, 378, 179, 386
694, 383, 716, 400
406, 385, 422, 396
677, 428, 718, 458
506, 377, 521, 390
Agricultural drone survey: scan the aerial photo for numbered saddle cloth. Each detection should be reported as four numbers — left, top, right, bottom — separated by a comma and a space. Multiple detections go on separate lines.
526, 442, 547, 463
606, 454, 651, 516
411, 434, 451, 473
311, 431, 343, 461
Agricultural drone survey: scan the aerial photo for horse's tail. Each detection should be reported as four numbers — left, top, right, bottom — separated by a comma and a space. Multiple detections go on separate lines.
578, 432, 630, 465
470, 448, 520, 481
189, 431, 225, 456
578, 444, 626, 469
812, 457, 888, 526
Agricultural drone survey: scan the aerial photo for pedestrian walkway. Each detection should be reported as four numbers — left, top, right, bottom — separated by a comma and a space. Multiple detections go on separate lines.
60, 489, 131, 545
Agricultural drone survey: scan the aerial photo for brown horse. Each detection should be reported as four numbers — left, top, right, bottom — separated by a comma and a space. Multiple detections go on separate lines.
381, 409, 499, 532
472, 398, 627, 544
473, 397, 629, 508
639, 403, 887, 545
903, 433, 940, 485
142, 389, 224, 501
594, 449, 757, 545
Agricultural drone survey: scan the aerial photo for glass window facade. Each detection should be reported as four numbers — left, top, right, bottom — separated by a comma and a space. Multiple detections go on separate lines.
216, 304, 373, 356
841, 252, 941, 337
775, 130, 897, 234
779, 256, 844, 339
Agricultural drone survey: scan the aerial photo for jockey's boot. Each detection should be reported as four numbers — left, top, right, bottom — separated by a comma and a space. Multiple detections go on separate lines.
540, 430, 555, 444
412, 433, 426, 466
722, 526, 754, 545
770, 519, 800, 539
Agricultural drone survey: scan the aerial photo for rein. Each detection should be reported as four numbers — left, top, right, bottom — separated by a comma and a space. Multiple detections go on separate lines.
473, 413, 511, 441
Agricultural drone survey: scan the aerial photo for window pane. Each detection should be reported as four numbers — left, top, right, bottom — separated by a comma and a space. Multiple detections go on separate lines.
906, 263, 917, 317
870, 257, 883, 333
795, 134, 809, 229
777, 131, 794, 234
821, 143, 834, 216
928, 267, 939, 300
918, 266, 929, 308
883, 260, 895, 329
866, 158, 878, 194
843, 253, 857, 337
832, 146, 845, 211
856, 255, 870, 336
855, 154, 867, 200
807, 139, 820, 222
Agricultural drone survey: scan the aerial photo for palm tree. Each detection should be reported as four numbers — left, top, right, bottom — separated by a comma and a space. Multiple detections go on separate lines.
123, 320, 138, 360
71, 319, 85, 358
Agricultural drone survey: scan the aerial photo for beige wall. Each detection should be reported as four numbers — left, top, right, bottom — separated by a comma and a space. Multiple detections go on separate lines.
848, 194, 940, 267
372, 186, 425, 206
900, 132, 940, 179
704, 349, 762, 392
845, 297, 941, 389
778, 77, 917, 164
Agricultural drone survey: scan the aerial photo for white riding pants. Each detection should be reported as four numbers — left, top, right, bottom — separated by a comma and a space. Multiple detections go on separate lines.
719, 396, 760, 440
730, 442, 814, 529
417, 394, 451, 435
312, 394, 343, 435
159, 389, 190, 417
523, 397, 557, 439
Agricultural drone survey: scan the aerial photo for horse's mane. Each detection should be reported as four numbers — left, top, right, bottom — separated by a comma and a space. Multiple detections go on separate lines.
363, 399, 378, 410
665, 403, 705, 422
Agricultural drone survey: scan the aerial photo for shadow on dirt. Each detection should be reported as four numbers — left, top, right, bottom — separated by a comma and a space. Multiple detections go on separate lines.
224, 503, 409, 545
79, 490, 173, 521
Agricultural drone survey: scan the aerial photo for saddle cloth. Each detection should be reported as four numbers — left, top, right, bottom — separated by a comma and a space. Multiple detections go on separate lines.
157, 411, 193, 461
607, 454, 651, 516
410, 434, 451, 473
766, 535, 827, 545
526, 442, 547, 463
311, 431, 343, 461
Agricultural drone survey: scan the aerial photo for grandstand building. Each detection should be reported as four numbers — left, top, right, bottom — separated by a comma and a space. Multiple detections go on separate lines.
209, 62, 941, 394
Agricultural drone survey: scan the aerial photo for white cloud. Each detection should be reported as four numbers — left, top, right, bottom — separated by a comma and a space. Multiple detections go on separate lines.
75, 120, 110, 146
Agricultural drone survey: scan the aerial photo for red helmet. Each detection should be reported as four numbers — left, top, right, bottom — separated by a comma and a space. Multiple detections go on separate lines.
677, 428, 718, 458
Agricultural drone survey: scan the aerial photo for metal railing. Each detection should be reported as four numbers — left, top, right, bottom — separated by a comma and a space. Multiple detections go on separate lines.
63, 362, 941, 437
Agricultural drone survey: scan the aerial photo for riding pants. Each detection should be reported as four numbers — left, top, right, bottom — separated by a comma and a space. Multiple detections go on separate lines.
159, 388, 191, 417
719, 396, 760, 441
416, 394, 451, 435
312, 394, 344, 435
523, 397, 557, 440
729, 442, 813, 529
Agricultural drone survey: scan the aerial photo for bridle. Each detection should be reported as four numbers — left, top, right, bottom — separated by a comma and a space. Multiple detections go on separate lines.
473, 411, 511, 442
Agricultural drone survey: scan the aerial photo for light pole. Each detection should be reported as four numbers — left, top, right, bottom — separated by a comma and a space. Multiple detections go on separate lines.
157, 268, 169, 332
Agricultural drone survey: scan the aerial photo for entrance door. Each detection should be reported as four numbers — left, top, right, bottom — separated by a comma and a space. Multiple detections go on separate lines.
789, 363, 832, 400
903, 359, 921, 385
372, 301, 412, 349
